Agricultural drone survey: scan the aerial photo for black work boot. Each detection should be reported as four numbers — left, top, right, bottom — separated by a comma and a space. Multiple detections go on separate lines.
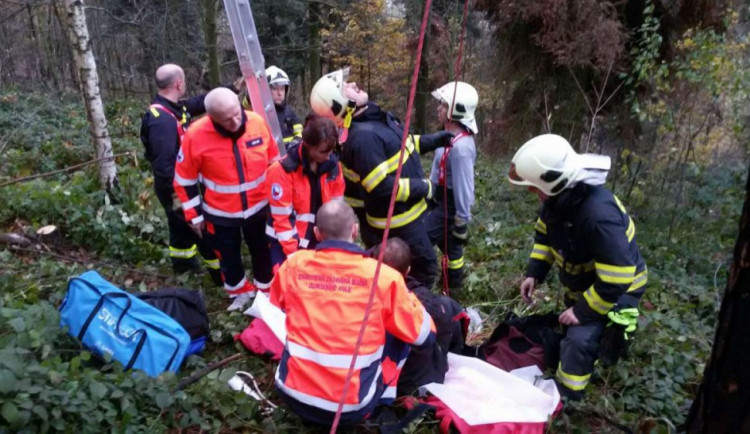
207, 268, 224, 287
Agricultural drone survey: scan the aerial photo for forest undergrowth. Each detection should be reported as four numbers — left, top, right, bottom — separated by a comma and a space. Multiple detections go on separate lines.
0, 90, 744, 432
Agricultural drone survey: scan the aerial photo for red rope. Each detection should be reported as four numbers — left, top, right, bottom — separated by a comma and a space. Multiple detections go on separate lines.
329, 1, 434, 431
442, 0, 471, 296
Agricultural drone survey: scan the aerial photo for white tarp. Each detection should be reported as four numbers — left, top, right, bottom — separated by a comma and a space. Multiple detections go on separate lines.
424, 353, 560, 426
243, 292, 287, 342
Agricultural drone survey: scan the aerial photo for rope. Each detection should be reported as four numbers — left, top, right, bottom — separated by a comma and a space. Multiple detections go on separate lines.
329, 1, 434, 431
441, 0, 471, 296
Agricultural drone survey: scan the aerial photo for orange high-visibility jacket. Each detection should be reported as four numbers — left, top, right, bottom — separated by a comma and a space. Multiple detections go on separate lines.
266, 143, 345, 256
270, 240, 435, 413
174, 111, 279, 226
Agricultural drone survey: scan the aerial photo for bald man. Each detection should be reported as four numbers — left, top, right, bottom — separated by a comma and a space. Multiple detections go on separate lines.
140, 64, 222, 283
174, 87, 280, 311
270, 201, 436, 426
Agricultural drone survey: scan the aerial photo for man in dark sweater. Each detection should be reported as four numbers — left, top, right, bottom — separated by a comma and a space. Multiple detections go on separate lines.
140, 64, 222, 283
372, 237, 466, 395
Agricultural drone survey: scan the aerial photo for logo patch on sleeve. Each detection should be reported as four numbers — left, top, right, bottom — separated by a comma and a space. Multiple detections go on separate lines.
271, 183, 283, 200
246, 137, 263, 148
176, 148, 184, 162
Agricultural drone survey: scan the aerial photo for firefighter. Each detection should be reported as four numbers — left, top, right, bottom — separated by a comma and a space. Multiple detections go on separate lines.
266, 114, 345, 269
174, 87, 279, 311
508, 134, 647, 400
270, 200, 435, 426
241, 65, 303, 148
425, 81, 479, 296
372, 237, 466, 395
139, 64, 222, 284
309, 68, 454, 288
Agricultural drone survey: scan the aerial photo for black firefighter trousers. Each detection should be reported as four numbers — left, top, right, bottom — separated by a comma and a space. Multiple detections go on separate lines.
556, 291, 643, 400
206, 208, 273, 297
154, 176, 219, 275
362, 213, 438, 289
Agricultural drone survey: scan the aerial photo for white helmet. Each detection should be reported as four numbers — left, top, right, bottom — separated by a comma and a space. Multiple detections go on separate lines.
310, 68, 353, 124
432, 81, 479, 133
508, 134, 583, 196
266, 66, 290, 88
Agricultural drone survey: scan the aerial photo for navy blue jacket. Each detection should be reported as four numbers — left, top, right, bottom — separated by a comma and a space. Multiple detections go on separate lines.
340, 103, 439, 229
526, 183, 647, 323
140, 94, 207, 194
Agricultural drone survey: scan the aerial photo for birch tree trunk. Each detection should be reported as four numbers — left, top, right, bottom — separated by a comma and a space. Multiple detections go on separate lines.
58, 0, 118, 191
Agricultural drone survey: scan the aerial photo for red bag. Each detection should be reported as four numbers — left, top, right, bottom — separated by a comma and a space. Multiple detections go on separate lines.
235, 318, 283, 360
425, 396, 553, 434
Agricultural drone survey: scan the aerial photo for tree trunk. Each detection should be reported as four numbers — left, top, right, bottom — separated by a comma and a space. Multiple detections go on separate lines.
58, 0, 118, 191
308, 1, 321, 81
414, 9, 431, 132
686, 162, 750, 432
200, 0, 221, 87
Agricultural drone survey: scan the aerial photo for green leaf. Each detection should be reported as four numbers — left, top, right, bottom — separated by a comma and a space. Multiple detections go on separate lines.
155, 392, 171, 409
8, 317, 25, 332
1, 401, 18, 424
89, 381, 107, 400
0, 369, 17, 394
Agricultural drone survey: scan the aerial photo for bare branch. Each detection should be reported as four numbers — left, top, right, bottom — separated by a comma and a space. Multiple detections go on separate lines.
0, 151, 136, 188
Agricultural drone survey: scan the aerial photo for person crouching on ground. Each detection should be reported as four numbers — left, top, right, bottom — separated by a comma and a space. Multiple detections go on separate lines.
372, 237, 466, 395
270, 201, 436, 426
508, 134, 647, 400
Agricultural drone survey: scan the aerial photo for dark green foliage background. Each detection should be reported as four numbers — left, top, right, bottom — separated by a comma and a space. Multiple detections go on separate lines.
0, 90, 742, 432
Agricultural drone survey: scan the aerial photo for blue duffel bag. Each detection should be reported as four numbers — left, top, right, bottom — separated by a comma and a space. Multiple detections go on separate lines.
60, 271, 192, 377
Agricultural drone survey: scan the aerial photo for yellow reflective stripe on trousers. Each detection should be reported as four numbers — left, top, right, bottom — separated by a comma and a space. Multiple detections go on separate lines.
556, 363, 590, 391
169, 245, 197, 258
203, 258, 220, 270
341, 164, 361, 183
583, 285, 615, 315
360, 140, 415, 192
448, 256, 464, 270
283, 136, 296, 143
626, 217, 635, 242
366, 199, 427, 229
293, 124, 303, 135
627, 268, 648, 292
530, 243, 554, 264
534, 218, 547, 235
345, 196, 364, 208
396, 178, 410, 202
595, 262, 636, 284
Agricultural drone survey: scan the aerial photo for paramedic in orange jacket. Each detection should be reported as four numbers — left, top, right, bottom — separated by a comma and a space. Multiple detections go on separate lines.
174, 87, 280, 311
266, 114, 345, 270
270, 200, 436, 426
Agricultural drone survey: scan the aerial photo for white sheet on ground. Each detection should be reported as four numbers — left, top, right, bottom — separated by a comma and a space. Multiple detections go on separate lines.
243, 291, 287, 342
424, 353, 560, 426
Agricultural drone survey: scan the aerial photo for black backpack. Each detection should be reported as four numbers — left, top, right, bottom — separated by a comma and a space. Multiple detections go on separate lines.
136, 288, 210, 355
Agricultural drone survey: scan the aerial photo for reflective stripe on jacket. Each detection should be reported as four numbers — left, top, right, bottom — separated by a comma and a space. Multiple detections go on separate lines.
270, 240, 436, 413
173, 110, 280, 226
266, 143, 345, 256
525, 184, 647, 323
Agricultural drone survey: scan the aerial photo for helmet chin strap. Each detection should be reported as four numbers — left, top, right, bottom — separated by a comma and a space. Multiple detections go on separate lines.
339, 100, 358, 143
